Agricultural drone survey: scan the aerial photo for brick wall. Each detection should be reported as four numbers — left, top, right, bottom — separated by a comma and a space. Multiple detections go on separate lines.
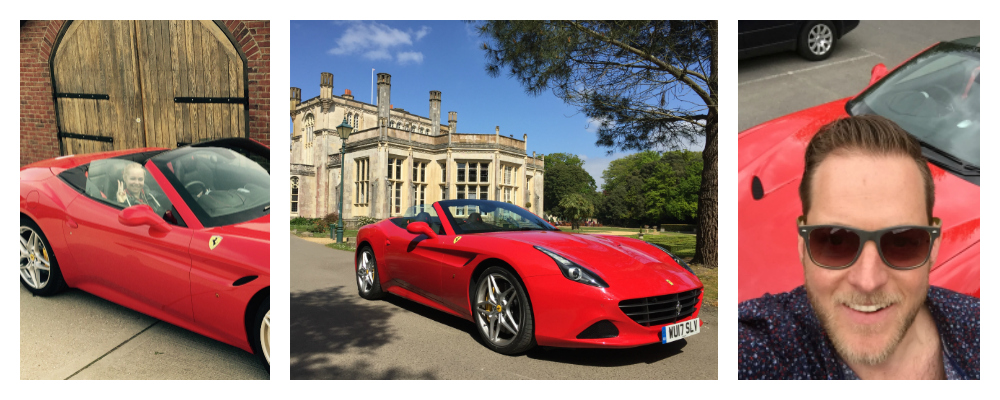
19, 20, 270, 166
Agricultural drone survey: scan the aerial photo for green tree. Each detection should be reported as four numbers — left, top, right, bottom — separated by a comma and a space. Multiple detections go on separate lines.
559, 193, 595, 230
542, 153, 597, 219
477, 20, 718, 268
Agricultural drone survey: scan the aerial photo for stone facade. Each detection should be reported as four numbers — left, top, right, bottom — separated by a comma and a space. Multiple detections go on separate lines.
290, 72, 545, 221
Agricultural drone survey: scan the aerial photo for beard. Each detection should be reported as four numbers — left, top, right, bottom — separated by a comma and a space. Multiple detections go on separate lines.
806, 285, 926, 366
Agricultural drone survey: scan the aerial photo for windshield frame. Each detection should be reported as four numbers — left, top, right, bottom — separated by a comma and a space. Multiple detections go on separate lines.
150, 144, 270, 227
439, 199, 556, 234
846, 39, 980, 183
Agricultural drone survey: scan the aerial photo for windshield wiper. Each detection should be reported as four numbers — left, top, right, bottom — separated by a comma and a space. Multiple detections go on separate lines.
917, 139, 979, 176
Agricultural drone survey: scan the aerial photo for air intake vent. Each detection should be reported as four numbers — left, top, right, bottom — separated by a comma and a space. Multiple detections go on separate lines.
619, 288, 701, 327
233, 276, 258, 287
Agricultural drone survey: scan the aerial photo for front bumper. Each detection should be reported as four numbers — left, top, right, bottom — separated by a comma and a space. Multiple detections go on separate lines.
523, 274, 703, 348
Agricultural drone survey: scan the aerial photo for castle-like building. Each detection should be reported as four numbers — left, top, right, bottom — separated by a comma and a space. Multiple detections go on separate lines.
290, 72, 545, 221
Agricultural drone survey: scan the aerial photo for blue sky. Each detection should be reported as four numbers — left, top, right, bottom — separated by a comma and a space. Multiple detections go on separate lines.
290, 21, 701, 188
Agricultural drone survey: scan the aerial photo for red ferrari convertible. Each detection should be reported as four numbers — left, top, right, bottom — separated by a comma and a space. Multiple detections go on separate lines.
20, 138, 271, 369
738, 37, 980, 302
354, 199, 703, 354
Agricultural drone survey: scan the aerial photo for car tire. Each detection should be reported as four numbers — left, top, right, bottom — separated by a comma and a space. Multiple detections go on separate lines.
20, 216, 66, 296
472, 266, 535, 355
797, 21, 837, 61
356, 246, 385, 300
251, 294, 270, 372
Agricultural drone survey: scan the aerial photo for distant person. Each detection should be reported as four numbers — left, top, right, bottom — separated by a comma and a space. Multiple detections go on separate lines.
738, 116, 979, 379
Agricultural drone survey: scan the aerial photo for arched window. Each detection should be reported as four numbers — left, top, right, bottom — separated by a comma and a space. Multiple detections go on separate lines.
304, 114, 315, 143
353, 114, 359, 131
290, 177, 300, 213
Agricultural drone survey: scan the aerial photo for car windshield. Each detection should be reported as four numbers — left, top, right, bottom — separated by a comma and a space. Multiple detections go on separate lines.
152, 146, 270, 227
440, 200, 555, 234
849, 40, 980, 174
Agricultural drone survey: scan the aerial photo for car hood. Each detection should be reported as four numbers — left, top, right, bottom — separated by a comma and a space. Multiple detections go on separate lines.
476, 230, 701, 289
738, 100, 981, 301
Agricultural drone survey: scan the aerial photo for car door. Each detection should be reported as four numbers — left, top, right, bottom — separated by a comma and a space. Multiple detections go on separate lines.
63, 158, 194, 323
385, 218, 444, 300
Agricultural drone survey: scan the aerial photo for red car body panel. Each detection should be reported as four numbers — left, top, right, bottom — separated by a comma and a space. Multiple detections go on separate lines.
20, 145, 270, 354
356, 201, 704, 348
738, 45, 980, 302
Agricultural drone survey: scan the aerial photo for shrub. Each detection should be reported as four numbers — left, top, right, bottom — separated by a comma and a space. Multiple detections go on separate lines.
356, 216, 380, 227
290, 217, 312, 225
309, 221, 326, 233
322, 212, 340, 227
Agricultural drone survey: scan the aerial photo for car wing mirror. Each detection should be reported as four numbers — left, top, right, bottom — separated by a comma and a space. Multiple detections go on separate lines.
869, 63, 888, 86
119, 205, 172, 234
406, 221, 438, 239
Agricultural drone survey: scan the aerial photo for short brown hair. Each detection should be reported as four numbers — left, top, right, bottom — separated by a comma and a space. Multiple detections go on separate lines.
799, 115, 935, 223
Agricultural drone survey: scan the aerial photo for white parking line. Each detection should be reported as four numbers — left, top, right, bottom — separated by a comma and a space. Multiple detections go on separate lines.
738, 49, 879, 87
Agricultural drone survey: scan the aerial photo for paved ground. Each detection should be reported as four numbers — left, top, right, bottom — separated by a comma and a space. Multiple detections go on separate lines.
20, 286, 269, 380
739, 20, 980, 131
290, 234, 717, 380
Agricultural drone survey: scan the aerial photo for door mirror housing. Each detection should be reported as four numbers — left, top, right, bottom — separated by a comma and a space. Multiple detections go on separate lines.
406, 221, 438, 239
119, 205, 172, 234
869, 63, 888, 86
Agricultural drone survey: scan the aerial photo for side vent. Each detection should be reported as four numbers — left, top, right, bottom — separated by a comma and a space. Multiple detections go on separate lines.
751, 176, 764, 200
233, 276, 258, 287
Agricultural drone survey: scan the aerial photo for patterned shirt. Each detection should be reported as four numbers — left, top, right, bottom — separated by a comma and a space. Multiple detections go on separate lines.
738, 286, 979, 379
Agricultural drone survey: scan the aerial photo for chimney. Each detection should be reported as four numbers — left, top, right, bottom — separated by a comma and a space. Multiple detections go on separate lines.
429, 91, 442, 136
448, 111, 457, 134
320, 72, 334, 113
290, 87, 301, 118
343, 89, 354, 101
377, 73, 391, 138
523, 133, 528, 150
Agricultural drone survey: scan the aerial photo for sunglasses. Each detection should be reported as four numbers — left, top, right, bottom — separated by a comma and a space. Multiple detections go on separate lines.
797, 217, 941, 270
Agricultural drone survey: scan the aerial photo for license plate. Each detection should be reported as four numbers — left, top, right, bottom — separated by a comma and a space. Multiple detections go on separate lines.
662, 318, 700, 343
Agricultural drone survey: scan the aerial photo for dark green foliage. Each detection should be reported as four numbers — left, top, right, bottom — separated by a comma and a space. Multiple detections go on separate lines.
598, 150, 702, 227
558, 193, 595, 230
542, 153, 598, 218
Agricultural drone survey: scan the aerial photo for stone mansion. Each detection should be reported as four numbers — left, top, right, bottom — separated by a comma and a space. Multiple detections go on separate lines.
290, 72, 545, 221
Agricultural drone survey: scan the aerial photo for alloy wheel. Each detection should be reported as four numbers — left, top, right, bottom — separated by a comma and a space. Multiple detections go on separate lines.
260, 310, 270, 364
357, 250, 375, 293
20, 226, 50, 289
475, 273, 522, 347
808, 24, 833, 56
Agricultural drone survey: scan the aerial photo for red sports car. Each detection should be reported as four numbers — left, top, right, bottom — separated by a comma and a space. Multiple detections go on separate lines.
738, 37, 980, 302
354, 199, 703, 354
20, 138, 271, 369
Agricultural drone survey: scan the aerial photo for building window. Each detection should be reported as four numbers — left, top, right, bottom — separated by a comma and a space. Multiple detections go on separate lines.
388, 157, 405, 215
413, 161, 427, 207
456, 162, 489, 185
355, 158, 369, 205
500, 164, 518, 204
353, 114, 359, 131
304, 114, 315, 142
291, 177, 299, 213
456, 162, 466, 182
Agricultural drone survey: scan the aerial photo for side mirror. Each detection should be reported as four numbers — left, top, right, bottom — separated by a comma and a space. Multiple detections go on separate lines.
869, 63, 888, 86
406, 221, 438, 239
119, 205, 171, 234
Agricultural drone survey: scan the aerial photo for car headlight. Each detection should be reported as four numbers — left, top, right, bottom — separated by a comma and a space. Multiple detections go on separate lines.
650, 243, 693, 274
534, 246, 609, 288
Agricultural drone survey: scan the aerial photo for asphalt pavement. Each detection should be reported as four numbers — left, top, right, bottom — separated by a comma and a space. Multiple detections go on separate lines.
289, 233, 718, 380
20, 285, 269, 380
739, 20, 980, 131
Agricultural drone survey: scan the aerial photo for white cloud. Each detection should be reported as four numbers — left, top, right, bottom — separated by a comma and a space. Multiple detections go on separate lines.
397, 51, 424, 65
585, 116, 613, 133
327, 22, 430, 65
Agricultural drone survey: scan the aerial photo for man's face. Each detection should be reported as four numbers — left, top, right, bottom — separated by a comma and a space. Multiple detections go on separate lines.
800, 151, 938, 365
125, 168, 144, 196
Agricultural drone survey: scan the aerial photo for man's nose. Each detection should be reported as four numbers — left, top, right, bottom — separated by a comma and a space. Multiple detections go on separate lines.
846, 240, 889, 293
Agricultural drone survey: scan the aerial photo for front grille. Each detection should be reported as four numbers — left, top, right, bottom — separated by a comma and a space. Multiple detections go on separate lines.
619, 288, 701, 327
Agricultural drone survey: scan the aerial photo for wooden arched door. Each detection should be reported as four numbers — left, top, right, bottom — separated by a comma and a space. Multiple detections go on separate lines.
52, 20, 247, 155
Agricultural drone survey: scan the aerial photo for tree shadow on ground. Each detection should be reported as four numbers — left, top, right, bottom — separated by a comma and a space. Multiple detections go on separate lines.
290, 286, 397, 357
382, 295, 480, 341
524, 339, 688, 367
291, 359, 437, 380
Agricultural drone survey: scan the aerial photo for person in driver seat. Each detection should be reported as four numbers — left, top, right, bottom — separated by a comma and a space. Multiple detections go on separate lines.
117, 162, 163, 214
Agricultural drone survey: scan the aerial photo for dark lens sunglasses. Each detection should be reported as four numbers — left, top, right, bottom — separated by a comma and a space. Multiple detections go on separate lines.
797, 217, 941, 270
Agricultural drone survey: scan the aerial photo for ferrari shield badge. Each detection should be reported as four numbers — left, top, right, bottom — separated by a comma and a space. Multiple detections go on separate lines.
209, 235, 223, 250
454, 236, 462, 244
